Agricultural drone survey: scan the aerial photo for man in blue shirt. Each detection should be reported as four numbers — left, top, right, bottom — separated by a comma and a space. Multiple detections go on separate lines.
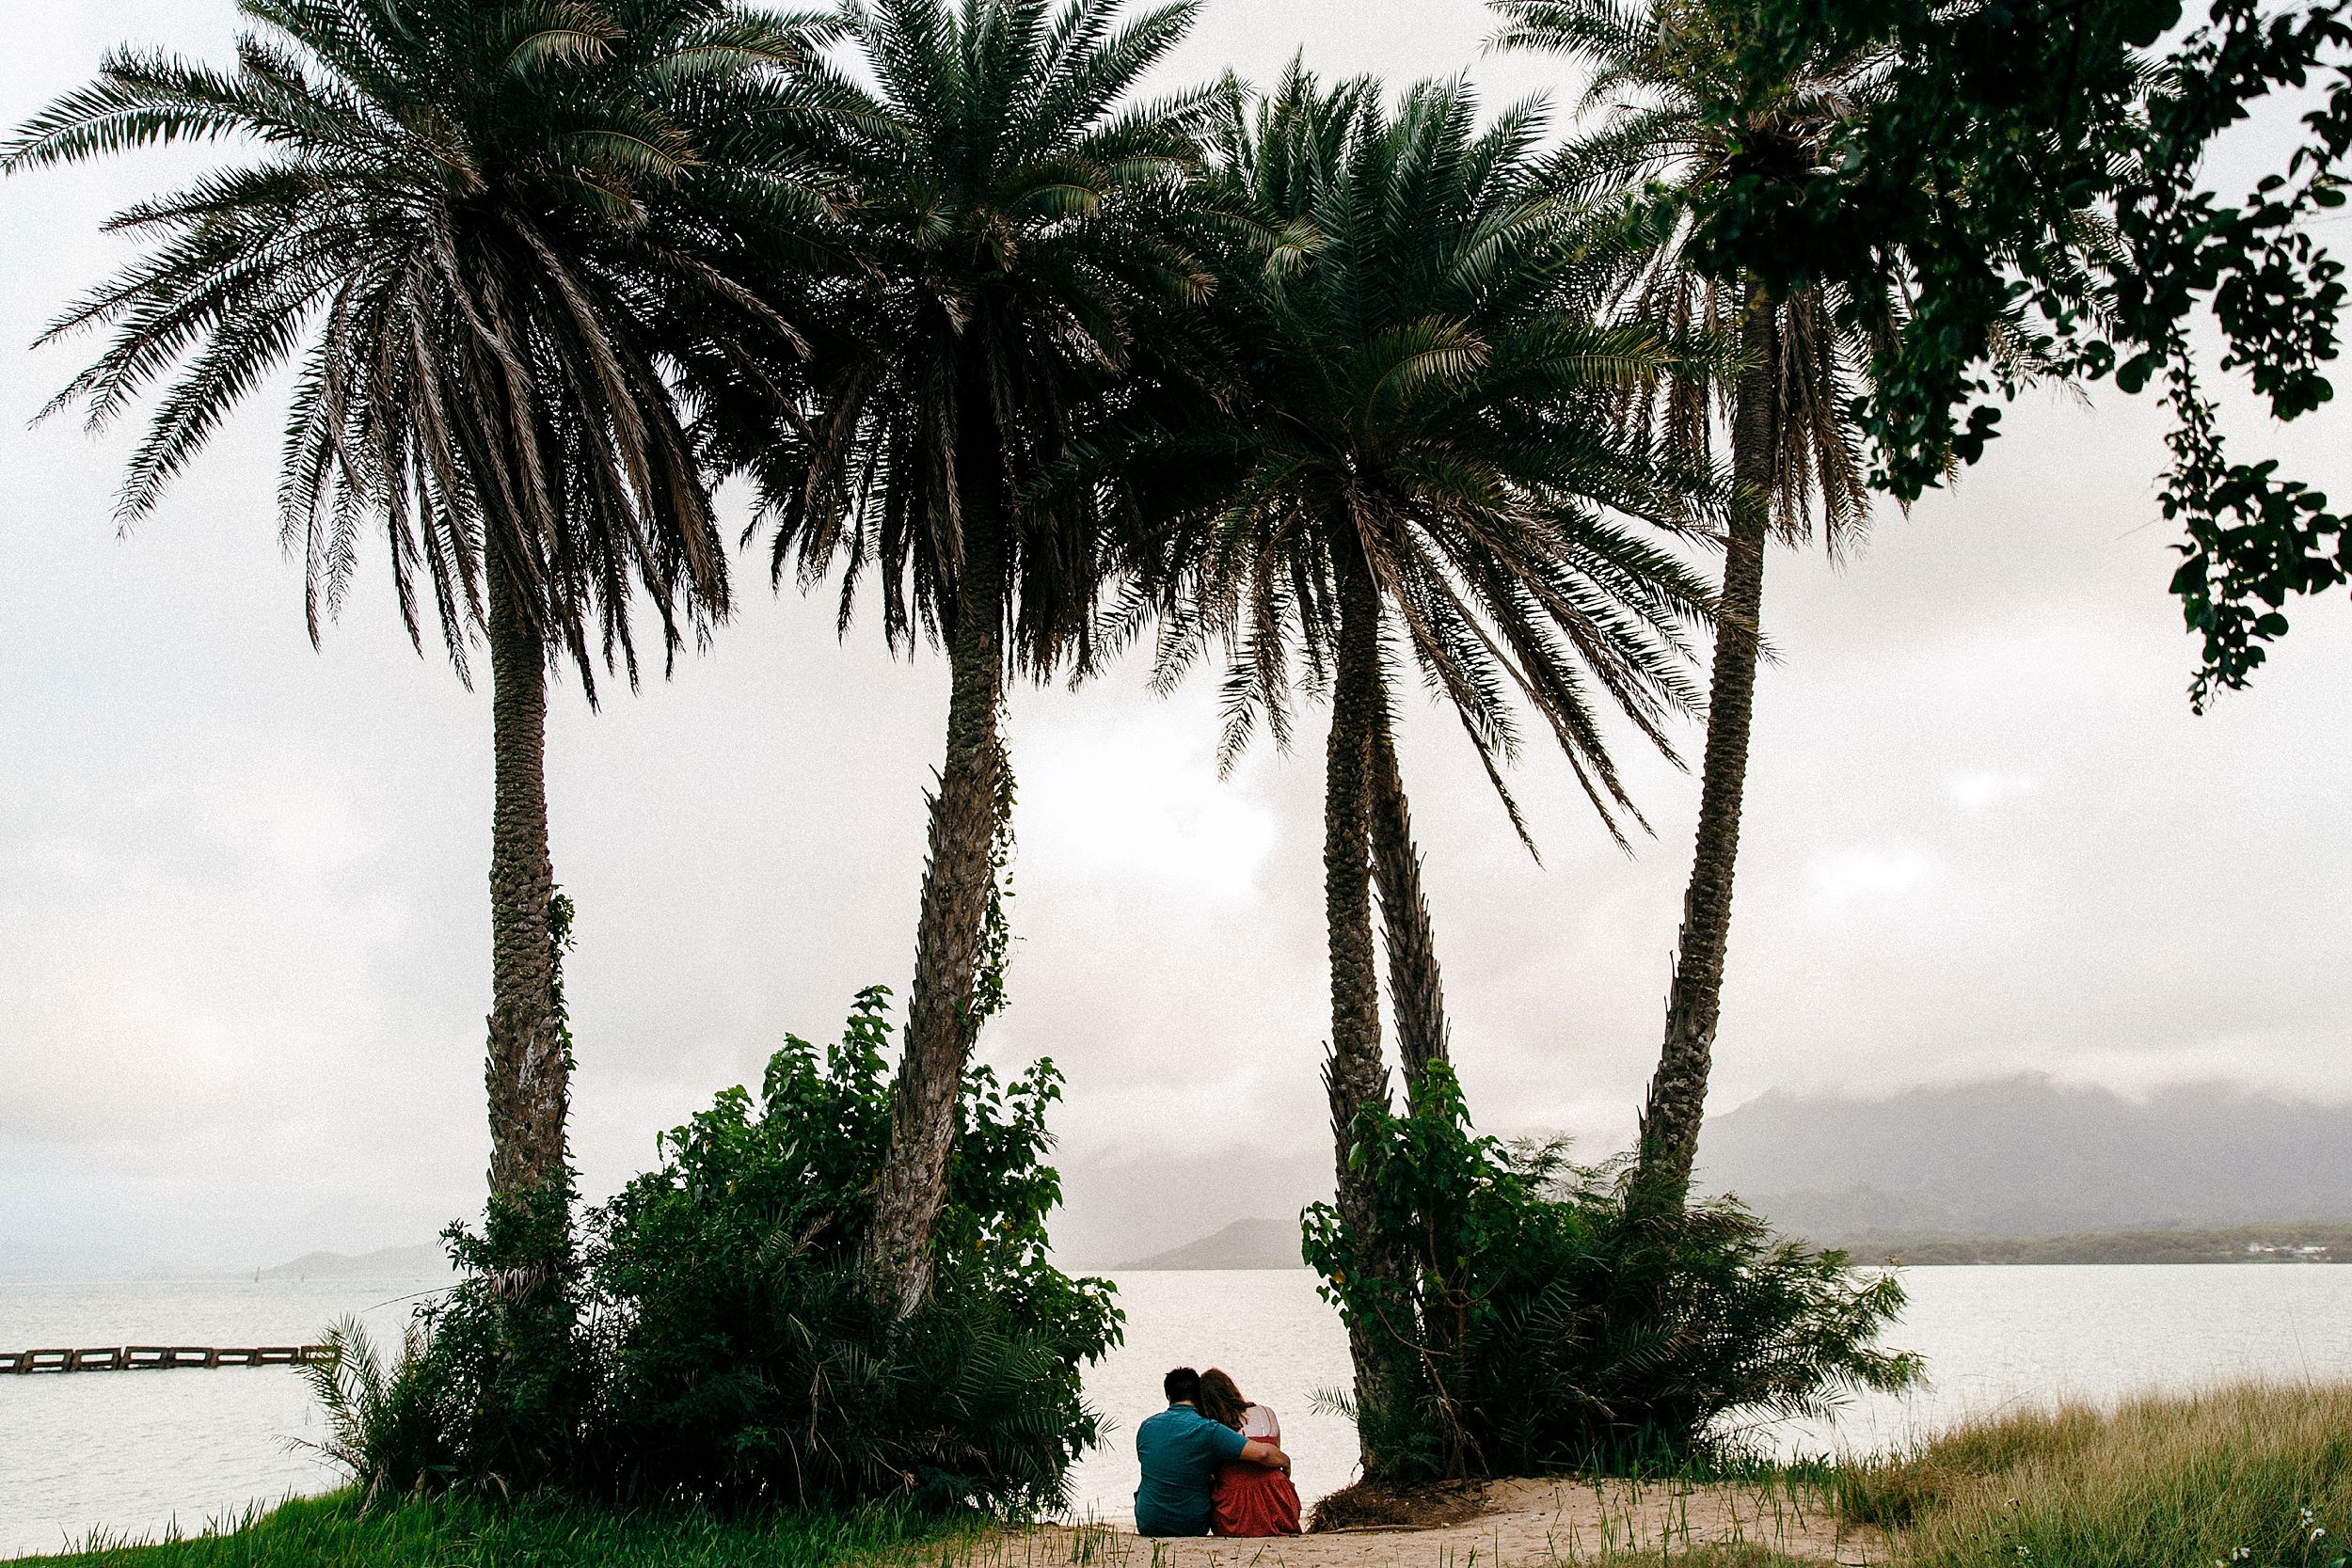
1134, 1366, 1292, 1536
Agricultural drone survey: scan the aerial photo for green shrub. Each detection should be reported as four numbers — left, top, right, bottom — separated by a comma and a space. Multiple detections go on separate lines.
1306, 1063, 1921, 1481
314, 986, 1117, 1514
582, 985, 1120, 1512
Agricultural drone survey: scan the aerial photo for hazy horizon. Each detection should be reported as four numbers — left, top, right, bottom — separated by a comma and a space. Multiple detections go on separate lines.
3, 0, 2346, 1282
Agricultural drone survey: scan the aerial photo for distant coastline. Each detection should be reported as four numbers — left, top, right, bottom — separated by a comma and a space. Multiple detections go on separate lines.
1115, 1217, 2350, 1272
1830, 1223, 2348, 1266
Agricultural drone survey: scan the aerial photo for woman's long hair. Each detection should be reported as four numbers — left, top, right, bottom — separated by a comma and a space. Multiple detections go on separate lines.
1199, 1368, 1249, 1430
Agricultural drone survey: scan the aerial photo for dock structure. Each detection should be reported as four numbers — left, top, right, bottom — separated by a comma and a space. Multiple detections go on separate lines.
1, 1344, 329, 1374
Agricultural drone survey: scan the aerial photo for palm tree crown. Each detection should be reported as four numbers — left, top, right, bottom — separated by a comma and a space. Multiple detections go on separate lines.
749, 0, 1216, 666
1146, 66, 1712, 838
6, 0, 809, 682
1497, 0, 1884, 545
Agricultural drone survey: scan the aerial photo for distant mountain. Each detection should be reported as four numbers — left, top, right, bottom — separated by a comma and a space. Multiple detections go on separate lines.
1698, 1075, 2352, 1243
1122, 1216, 1308, 1271
259, 1243, 451, 1281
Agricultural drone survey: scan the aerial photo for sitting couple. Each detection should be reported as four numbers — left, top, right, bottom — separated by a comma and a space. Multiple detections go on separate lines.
1134, 1366, 1302, 1538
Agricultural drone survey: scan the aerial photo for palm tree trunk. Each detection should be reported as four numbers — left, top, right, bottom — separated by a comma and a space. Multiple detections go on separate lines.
864, 419, 1009, 1323
484, 554, 568, 1208
1633, 292, 1782, 1213
1369, 711, 1449, 1107
1325, 532, 1416, 1471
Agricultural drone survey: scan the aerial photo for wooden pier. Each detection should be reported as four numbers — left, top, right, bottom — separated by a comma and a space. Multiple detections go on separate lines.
1, 1344, 330, 1374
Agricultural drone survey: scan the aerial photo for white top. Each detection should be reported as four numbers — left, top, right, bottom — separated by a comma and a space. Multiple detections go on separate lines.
1240, 1402, 1280, 1443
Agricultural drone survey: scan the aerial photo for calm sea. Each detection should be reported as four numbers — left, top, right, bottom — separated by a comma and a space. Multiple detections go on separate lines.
5, 1266, 2350, 1559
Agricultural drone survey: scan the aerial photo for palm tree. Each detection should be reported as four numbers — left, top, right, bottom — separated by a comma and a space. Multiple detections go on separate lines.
3, 0, 809, 1222
729, 0, 1217, 1322
1494, 0, 1884, 1212
1130, 66, 1714, 1455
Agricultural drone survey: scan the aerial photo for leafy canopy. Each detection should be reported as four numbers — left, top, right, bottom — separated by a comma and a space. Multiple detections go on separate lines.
1662, 0, 2351, 704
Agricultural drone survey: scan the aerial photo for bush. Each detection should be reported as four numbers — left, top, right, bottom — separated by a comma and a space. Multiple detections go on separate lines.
584, 985, 1121, 1512
1305, 1063, 1921, 1481
316, 987, 1118, 1515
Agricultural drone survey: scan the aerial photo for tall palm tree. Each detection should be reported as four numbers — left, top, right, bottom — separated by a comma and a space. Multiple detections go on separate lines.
1130, 66, 1714, 1455
730, 0, 1217, 1322
1494, 0, 1884, 1212
3, 0, 809, 1221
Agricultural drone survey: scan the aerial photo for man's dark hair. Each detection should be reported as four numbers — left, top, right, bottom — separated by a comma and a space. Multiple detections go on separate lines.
1164, 1366, 1201, 1405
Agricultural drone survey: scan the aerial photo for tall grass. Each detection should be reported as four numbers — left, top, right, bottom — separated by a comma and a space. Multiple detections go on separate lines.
1837, 1381, 2352, 1566
12, 1489, 971, 1568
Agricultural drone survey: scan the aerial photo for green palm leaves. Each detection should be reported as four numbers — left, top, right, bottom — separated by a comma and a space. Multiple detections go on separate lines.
1499, 0, 1882, 550
1144, 66, 1712, 836
4, 0, 811, 683
744, 0, 1214, 666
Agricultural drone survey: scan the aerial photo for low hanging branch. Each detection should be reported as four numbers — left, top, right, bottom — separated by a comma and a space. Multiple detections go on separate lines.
1710, 0, 2351, 704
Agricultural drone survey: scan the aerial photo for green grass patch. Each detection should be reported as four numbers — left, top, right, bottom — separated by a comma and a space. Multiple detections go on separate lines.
11, 1489, 979, 1568
1835, 1380, 2352, 1565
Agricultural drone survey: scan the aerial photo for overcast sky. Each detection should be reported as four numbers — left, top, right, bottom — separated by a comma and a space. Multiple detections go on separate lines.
2, 0, 2345, 1278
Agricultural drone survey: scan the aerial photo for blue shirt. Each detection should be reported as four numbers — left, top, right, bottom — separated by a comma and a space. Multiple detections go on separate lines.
1134, 1403, 1247, 1536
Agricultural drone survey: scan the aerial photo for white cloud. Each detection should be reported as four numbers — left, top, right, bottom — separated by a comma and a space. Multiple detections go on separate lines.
1021, 719, 1279, 906
1949, 770, 2040, 809
1806, 845, 1935, 909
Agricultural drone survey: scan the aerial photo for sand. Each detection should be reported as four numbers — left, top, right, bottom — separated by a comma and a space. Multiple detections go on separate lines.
985, 1479, 1887, 1568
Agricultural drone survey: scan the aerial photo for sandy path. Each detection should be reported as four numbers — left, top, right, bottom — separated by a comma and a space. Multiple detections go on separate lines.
988, 1479, 1886, 1568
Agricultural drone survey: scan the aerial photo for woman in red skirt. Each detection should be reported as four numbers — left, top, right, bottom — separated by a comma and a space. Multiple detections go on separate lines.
1199, 1368, 1302, 1536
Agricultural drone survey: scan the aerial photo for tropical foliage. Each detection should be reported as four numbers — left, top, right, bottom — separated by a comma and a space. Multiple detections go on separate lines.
587, 986, 1117, 1510
305, 989, 1119, 1510
1305, 1062, 1921, 1481
0, 0, 812, 1218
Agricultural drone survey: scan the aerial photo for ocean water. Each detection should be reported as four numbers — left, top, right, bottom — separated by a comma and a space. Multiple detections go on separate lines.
6, 1265, 2350, 1559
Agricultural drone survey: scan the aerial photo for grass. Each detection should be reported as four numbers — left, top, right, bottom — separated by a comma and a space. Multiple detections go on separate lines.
1833, 1380, 2352, 1567
17, 1381, 2350, 1567
10, 1489, 977, 1568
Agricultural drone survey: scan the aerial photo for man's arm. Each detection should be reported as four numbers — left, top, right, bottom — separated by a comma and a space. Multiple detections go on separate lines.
1237, 1439, 1291, 1474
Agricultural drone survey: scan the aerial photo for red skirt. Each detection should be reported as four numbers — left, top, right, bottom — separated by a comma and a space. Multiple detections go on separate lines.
1211, 1461, 1302, 1537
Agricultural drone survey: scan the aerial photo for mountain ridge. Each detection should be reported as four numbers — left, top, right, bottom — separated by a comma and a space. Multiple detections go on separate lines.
1695, 1074, 2352, 1240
